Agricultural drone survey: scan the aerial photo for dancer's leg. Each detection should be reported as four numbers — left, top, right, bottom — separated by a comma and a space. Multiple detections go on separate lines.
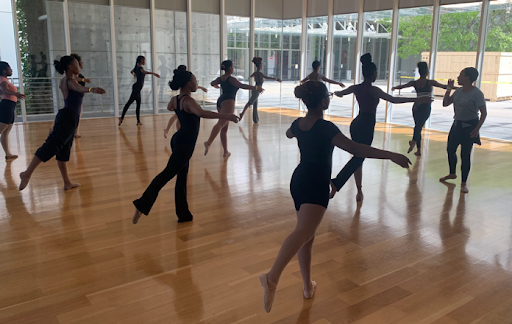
354, 165, 364, 201
460, 134, 474, 193
19, 156, 42, 190
135, 92, 142, 125
332, 156, 365, 191
0, 123, 17, 159
220, 123, 230, 157
253, 98, 259, 124
440, 124, 459, 182
120, 85, 139, 124
205, 100, 234, 155
75, 108, 83, 138
298, 234, 315, 294
57, 161, 80, 190
175, 161, 193, 222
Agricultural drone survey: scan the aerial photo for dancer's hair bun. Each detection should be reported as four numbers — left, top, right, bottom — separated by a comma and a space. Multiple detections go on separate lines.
169, 69, 192, 90
360, 53, 372, 65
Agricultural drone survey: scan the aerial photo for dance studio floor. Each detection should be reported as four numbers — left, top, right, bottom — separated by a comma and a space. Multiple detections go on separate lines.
1, 108, 512, 323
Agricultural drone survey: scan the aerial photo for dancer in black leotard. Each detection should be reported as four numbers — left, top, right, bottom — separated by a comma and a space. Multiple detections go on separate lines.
119, 56, 160, 126
440, 67, 487, 193
392, 62, 451, 156
131, 69, 239, 224
301, 60, 345, 87
19, 56, 105, 191
332, 54, 431, 202
239, 57, 281, 124
204, 60, 263, 157
0, 61, 26, 161
258, 81, 411, 313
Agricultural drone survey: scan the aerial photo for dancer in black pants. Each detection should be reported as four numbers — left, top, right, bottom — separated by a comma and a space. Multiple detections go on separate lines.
132, 69, 239, 224
331, 54, 431, 201
119, 56, 160, 127
440, 67, 487, 193
19, 56, 105, 191
392, 62, 451, 156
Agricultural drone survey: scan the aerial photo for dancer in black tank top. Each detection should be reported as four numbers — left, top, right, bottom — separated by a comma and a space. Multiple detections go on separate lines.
131, 69, 239, 224
392, 61, 450, 156
119, 55, 160, 127
239, 57, 281, 124
204, 60, 263, 157
258, 81, 411, 313
19, 56, 105, 191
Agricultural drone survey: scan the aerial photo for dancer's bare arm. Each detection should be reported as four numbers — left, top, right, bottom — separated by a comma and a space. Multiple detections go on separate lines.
391, 80, 415, 91
261, 72, 281, 82
140, 67, 160, 78
210, 77, 221, 89
184, 97, 239, 122
67, 79, 105, 94
334, 85, 356, 98
229, 77, 264, 93
321, 76, 345, 87
0, 81, 25, 99
443, 79, 455, 107
371, 86, 431, 104
286, 127, 295, 138
470, 105, 487, 138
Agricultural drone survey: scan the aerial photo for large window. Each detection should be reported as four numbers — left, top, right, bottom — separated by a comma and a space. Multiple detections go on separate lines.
363, 10, 393, 122
329, 13, 358, 118
192, 12, 220, 109
155, 9, 187, 112
114, 5, 153, 115
391, 6, 433, 126
69, 1, 115, 117
226, 16, 250, 106
280, 18, 302, 109
306, 16, 328, 77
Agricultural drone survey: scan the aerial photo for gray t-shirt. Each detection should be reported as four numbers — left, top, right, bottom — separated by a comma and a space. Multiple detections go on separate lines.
452, 87, 486, 121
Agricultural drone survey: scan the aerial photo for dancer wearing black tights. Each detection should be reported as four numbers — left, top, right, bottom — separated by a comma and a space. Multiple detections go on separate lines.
19, 56, 105, 191
440, 67, 486, 193
119, 56, 160, 126
132, 69, 239, 224
331, 54, 431, 202
258, 81, 411, 313
392, 62, 451, 156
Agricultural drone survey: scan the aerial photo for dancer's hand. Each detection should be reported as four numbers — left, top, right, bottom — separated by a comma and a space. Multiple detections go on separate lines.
470, 127, 480, 138
16, 93, 26, 100
329, 181, 338, 199
339, 82, 345, 88
276, 78, 282, 82
199, 86, 208, 92
447, 79, 455, 89
391, 86, 397, 91
154, 73, 161, 78
391, 153, 411, 169
226, 114, 240, 123
92, 87, 106, 94
257, 87, 265, 94
239, 112, 244, 120
84, 78, 91, 84
212, 84, 220, 89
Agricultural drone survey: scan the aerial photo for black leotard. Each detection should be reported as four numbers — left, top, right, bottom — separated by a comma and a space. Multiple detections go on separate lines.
413, 79, 432, 94
254, 72, 264, 86
64, 78, 85, 115
133, 66, 146, 88
289, 118, 341, 211
174, 95, 201, 140
217, 76, 239, 108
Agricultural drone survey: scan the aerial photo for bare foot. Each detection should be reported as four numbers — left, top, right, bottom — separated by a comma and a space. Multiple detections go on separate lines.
137, 122, 143, 126
414, 151, 421, 156
356, 192, 364, 202
439, 174, 457, 182
461, 183, 469, 193
407, 140, 416, 154
74, 133, 81, 138
164, 129, 169, 138
5, 155, 18, 161
303, 281, 317, 299
64, 183, 81, 190
204, 142, 210, 155
223, 152, 231, 158
132, 208, 143, 224
19, 172, 30, 191
118, 117, 123, 126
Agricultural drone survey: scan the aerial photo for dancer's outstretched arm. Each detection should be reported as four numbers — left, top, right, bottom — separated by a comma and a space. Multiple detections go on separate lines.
334, 85, 356, 98
371, 86, 431, 104
0, 81, 25, 99
210, 77, 221, 89
140, 67, 160, 78
67, 79, 106, 94
185, 97, 239, 122
443, 79, 455, 107
229, 77, 264, 93
260, 72, 281, 82
391, 80, 415, 91
321, 76, 345, 88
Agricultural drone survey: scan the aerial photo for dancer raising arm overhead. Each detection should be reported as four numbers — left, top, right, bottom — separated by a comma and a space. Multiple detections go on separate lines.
331, 53, 431, 202
132, 69, 239, 224
301, 60, 345, 88
204, 60, 263, 157
119, 55, 160, 127
258, 80, 411, 313
0, 61, 26, 161
392, 61, 451, 156
239, 57, 281, 124
19, 56, 105, 191
439, 67, 486, 193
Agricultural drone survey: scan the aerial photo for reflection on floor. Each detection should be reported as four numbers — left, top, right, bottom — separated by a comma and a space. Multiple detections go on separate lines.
1, 109, 512, 323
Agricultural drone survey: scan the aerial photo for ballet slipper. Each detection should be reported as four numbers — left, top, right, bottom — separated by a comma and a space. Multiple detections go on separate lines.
5, 155, 18, 161
303, 281, 316, 299
118, 117, 123, 126
137, 122, 143, 126
461, 183, 469, 193
132, 208, 143, 224
259, 273, 277, 313
223, 152, 231, 158
414, 151, 421, 156
407, 140, 416, 154
204, 142, 210, 155
19, 172, 30, 191
439, 174, 457, 182
63, 183, 81, 190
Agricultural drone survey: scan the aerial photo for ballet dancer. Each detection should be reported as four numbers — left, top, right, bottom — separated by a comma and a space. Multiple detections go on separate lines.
119, 56, 160, 126
331, 53, 431, 201
204, 60, 263, 157
392, 61, 451, 156
132, 69, 239, 224
439, 67, 486, 193
301, 60, 345, 88
258, 81, 411, 313
239, 57, 282, 124
164, 65, 208, 138
0, 61, 26, 161
18, 56, 105, 191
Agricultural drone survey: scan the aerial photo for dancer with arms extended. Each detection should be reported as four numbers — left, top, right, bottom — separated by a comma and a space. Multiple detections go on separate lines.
258, 81, 411, 313
19, 56, 105, 191
119, 56, 160, 127
439, 67, 486, 193
392, 61, 451, 156
331, 53, 431, 201
204, 60, 262, 157
301, 60, 345, 88
239, 57, 281, 124
0, 61, 26, 161
132, 69, 239, 224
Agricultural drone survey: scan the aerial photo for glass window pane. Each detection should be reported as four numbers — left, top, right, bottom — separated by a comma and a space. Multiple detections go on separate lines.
281, 19, 302, 109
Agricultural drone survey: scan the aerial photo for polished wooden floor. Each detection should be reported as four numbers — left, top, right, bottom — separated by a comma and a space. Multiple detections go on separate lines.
1, 108, 512, 324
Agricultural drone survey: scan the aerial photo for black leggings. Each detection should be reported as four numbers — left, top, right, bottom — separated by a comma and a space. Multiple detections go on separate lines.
133, 134, 195, 221
447, 120, 479, 183
412, 103, 431, 149
121, 84, 142, 123
248, 89, 260, 123
332, 113, 376, 191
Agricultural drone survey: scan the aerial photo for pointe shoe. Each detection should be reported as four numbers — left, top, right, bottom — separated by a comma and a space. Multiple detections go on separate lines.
304, 281, 316, 299
259, 273, 277, 313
